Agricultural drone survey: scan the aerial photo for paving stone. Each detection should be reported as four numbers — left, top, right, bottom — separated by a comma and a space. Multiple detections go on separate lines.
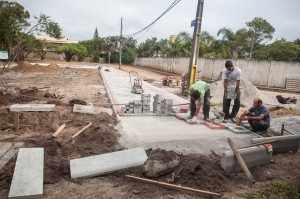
9, 148, 44, 199
0, 142, 12, 159
70, 147, 148, 179
251, 135, 300, 154
220, 145, 272, 173
73, 104, 113, 115
10, 104, 55, 112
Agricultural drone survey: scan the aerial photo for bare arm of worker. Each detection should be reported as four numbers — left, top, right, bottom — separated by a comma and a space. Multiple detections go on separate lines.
223, 79, 227, 97
236, 110, 249, 126
191, 101, 201, 123
243, 114, 265, 121
234, 80, 240, 100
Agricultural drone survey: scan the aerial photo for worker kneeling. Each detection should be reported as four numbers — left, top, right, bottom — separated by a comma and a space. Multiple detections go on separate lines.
189, 80, 211, 124
237, 98, 270, 132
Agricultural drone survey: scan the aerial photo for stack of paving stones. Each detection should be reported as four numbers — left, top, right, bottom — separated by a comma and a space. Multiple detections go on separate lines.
141, 94, 151, 113
153, 94, 163, 114
133, 100, 142, 114
162, 99, 173, 115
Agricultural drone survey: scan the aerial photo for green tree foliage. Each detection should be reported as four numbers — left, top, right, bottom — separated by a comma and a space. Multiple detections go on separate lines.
56, 44, 87, 62
33, 39, 55, 60
246, 17, 275, 58
0, 1, 62, 67
254, 39, 300, 62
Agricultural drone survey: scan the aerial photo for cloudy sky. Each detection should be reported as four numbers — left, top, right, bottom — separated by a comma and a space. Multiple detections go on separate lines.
15, 0, 300, 43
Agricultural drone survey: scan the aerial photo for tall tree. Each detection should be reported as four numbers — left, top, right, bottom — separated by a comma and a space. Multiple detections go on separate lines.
246, 17, 275, 59
0, 1, 62, 70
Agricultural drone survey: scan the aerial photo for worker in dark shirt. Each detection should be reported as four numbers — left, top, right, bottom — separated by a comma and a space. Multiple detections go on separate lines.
237, 98, 270, 132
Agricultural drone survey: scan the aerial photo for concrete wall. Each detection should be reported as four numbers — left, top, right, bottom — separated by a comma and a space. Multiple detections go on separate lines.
134, 57, 300, 88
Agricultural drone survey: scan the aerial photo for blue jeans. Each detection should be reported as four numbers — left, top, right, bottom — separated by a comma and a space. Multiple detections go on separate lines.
223, 90, 240, 119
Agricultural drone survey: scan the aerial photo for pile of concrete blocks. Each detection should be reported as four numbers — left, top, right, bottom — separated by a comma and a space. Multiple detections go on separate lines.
121, 101, 134, 114
153, 94, 163, 114
142, 94, 151, 113
162, 99, 173, 115
133, 100, 142, 114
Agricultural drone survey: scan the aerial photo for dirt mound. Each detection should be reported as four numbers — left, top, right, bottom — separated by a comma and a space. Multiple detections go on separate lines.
0, 107, 120, 188
69, 99, 87, 106
0, 87, 43, 106
209, 79, 278, 106
13, 61, 63, 73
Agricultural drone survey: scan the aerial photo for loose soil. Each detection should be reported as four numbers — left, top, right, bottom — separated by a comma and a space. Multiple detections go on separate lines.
0, 61, 299, 199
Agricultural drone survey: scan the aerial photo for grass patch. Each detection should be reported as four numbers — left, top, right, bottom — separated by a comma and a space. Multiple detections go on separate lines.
244, 182, 300, 199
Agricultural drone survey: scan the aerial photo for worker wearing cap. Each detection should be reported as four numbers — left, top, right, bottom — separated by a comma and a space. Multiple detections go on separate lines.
188, 80, 210, 123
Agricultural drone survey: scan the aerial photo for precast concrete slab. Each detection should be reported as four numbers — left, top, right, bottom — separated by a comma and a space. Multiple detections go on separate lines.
251, 135, 300, 154
0, 142, 24, 170
220, 146, 272, 173
73, 104, 113, 116
10, 104, 55, 112
9, 148, 44, 199
70, 147, 148, 179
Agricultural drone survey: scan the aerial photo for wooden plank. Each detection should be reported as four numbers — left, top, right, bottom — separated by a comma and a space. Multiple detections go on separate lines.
52, 123, 66, 138
14, 112, 19, 131
227, 137, 256, 184
125, 175, 221, 199
72, 123, 92, 139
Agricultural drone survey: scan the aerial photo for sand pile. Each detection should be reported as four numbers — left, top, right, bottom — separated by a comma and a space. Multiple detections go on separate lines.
13, 61, 62, 73
209, 78, 278, 106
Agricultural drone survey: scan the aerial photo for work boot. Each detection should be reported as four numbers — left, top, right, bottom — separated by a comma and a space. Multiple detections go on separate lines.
204, 117, 211, 122
230, 117, 237, 123
222, 118, 228, 123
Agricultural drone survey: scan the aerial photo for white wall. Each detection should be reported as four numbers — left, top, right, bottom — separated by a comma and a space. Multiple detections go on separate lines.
134, 57, 300, 88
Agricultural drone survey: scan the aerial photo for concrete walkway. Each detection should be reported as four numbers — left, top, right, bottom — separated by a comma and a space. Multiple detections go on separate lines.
100, 66, 257, 155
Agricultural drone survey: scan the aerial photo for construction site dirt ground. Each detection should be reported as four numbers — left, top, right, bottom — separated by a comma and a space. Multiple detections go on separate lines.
0, 60, 299, 199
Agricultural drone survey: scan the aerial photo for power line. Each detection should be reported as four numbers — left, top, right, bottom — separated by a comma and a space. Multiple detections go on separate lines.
124, 0, 181, 38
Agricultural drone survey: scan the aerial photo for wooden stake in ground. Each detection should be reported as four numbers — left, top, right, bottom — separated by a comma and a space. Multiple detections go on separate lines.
52, 123, 66, 138
72, 123, 92, 139
125, 175, 221, 199
227, 137, 256, 184
14, 112, 19, 131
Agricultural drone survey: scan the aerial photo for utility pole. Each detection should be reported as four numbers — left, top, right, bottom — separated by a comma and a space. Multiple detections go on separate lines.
187, 0, 204, 89
119, 17, 123, 70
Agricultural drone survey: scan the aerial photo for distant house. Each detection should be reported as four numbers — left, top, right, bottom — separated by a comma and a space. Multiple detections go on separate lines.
35, 35, 79, 45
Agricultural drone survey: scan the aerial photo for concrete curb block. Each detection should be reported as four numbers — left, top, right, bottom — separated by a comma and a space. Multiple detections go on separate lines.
251, 135, 300, 154
10, 104, 55, 112
220, 146, 272, 173
70, 147, 148, 179
9, 148, 44, 199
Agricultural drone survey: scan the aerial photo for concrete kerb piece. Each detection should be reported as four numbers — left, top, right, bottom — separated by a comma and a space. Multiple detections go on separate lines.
70, 147, 148, 179
251, 135, 300, 154
9, 148, 44, 199
220, 145, 272, 173
10, 104, 55, 112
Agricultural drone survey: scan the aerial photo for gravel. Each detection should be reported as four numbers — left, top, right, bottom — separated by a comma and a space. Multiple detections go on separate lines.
209, 79, 278, 106
269, 116, 300, 135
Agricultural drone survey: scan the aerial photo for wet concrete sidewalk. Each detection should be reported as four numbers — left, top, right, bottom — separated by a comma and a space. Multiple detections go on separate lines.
100, 66, 258, 155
